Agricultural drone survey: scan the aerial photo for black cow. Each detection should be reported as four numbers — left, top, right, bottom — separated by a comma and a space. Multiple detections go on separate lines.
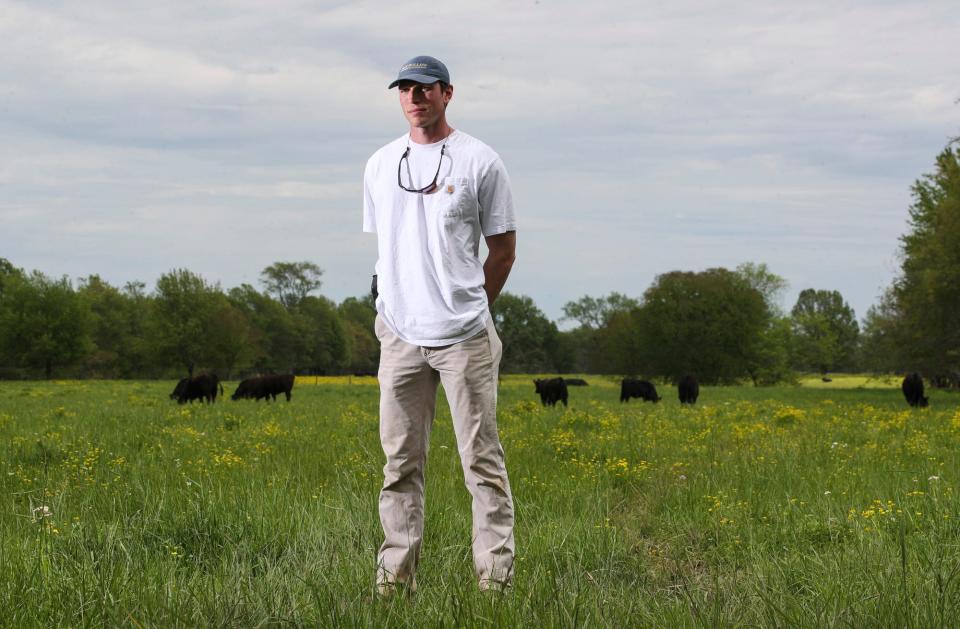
902, 372, 929, 408
534, 378, 568, 407
564, 378, 589, 386
678, 374, 699, 404
170, 374, 223, 404
170, 378, 187, 401
620, 378, 660, 403
232, 374, 296, 402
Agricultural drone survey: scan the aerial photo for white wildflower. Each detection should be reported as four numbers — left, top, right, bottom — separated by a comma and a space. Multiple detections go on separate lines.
32, 505, 53, 520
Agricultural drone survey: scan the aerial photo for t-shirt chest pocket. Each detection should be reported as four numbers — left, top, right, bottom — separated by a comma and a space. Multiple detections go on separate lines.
433, 177, 473, 222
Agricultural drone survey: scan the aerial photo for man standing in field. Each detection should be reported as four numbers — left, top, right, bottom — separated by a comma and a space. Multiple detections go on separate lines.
363, 55, 517, 595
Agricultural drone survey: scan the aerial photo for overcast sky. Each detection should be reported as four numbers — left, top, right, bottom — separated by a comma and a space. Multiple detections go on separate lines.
2, 0, 957, 325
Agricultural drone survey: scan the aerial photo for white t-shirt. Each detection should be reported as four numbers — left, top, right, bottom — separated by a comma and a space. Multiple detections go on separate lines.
363, 129, 516, 346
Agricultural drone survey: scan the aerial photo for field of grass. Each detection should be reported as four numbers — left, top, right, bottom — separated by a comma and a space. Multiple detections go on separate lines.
2, 377, 959, 626
795, 374, 904, 389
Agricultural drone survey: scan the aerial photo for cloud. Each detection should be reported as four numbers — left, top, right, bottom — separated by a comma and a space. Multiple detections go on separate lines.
2, 0, 958, 322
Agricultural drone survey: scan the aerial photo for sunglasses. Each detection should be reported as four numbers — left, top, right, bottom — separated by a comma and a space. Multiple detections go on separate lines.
397, 144, 446, 194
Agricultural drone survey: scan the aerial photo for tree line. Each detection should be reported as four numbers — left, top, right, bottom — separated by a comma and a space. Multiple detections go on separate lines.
0, 261, 377, 380
491, 264, 861, 385
1, 146, 956, 384
494, 145, 959, 387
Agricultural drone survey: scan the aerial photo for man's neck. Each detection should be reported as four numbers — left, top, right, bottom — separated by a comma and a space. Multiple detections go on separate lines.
408, 121, 454, 145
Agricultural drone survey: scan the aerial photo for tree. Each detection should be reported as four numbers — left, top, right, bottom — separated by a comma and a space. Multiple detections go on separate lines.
562, 292, 639, 373
0, 258, 22, 297
0, 271, 92, 378
736, 262, 789, 316
206, 296, 258, 380
228, 284, 299, 373
296, 295, 348, 374
734, 263, 794, 384
119, 281, 152, 376
490, 292, 561, 373
556, 327, 591, 373
887, 147, 960, 385
592, 306, 646, 375
748, 316, 796, 386
260, 261, 324, 309
858, 288, 904, 374
338, 296, 379, 374
561, 293, 639, 329
790, 289, 859, 374
78, 275, 144, 377
148, 269, 222, 376
0, 259, 24, 373
633, 268, 769, 384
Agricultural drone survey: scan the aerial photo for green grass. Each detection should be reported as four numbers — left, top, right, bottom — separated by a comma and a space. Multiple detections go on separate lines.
796, 373, 904, 389
2, 378, 959, 626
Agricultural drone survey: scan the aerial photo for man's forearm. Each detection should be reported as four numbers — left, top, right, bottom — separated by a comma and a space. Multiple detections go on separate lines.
483, 252, 515, 305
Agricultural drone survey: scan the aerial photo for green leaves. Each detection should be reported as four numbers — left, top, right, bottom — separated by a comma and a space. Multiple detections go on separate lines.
149, 269, 222, 376
0, 271, 92, 378
790, 289, 860, 374
259, 261, 324, 310
864, 147, 960, 383
637, 269, 769, 384
491, 293, 565, 373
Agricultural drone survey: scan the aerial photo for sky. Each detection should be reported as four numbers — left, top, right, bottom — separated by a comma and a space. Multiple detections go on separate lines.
2, 0, 957, 326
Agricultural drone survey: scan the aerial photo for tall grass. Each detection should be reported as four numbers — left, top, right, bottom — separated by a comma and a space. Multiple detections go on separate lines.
1, 378, 959, 626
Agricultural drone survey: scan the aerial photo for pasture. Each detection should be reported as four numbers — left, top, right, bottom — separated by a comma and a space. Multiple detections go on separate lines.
2, 377, 959, 626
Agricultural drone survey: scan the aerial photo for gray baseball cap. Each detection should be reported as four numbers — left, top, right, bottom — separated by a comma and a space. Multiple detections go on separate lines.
388, 55, 450, 89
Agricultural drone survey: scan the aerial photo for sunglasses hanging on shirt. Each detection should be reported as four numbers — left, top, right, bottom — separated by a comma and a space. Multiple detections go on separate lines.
397, 144, 446, 194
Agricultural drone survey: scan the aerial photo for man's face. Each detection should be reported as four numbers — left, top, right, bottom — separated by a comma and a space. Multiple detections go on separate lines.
397, 80, 452, 129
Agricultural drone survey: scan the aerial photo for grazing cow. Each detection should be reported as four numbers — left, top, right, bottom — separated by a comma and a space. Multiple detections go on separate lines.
170, 374, 223, 404
534, 378, 568, 407
678, 374, 699, 404
232, 374, 296, 402
170, 378, 187, 401
901, 372, 929, 408
564, 378, 589, 386
620, 378, 661, 403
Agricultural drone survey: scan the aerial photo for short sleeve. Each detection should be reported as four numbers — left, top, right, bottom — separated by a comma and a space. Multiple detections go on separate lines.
362, 157, 377, 233
478, 157, 516, 237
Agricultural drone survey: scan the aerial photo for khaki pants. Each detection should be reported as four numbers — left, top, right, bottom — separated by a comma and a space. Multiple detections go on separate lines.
374, 313, 515, 589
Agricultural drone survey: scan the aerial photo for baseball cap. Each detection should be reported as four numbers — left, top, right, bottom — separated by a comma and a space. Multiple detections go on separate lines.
388, 56, 450, 89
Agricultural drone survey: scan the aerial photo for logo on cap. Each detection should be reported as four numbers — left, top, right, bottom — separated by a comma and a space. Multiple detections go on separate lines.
388, 56, 450, 89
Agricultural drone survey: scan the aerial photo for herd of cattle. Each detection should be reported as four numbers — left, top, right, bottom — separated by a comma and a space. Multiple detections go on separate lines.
168, 371, 932, 410
169, 374, 295, 404
532, 375, 700, 407
533, 373, 931, 408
